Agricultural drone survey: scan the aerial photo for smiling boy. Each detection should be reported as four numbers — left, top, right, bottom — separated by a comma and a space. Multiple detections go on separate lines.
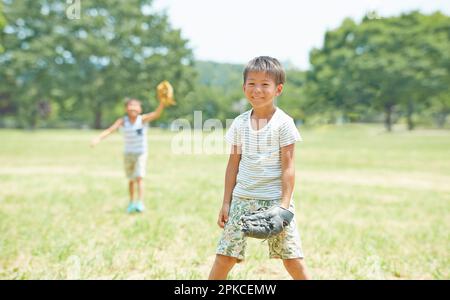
208, 56, 311, 279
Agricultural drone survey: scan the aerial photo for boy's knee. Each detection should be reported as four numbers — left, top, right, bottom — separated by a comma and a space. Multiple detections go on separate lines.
215, 255, 238, 268
129, 177, 142, 183
283, 258, 305, 268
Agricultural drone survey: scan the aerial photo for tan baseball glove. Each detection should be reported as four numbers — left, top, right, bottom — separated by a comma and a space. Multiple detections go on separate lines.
156, 80, 176, 107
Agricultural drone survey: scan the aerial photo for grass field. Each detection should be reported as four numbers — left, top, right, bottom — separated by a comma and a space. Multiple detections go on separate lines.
0, 124, 449, 279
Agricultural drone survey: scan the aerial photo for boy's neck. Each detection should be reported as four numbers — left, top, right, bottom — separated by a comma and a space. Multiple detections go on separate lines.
251, 104, 277, 120
128, 114, 138, 122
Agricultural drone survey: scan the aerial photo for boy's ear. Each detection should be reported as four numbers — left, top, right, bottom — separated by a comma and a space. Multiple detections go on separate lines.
276, 83, 284, 96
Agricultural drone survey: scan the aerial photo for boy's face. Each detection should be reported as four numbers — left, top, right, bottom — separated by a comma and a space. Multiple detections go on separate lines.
126, 100, 142, 117
243, 71, 283, 110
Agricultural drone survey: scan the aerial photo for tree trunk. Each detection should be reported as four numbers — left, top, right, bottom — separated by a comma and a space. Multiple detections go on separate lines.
436, 112, 448, 128
28, 105, 38, 129
94, 105, 102, 129
384, 104, 393, 132
30, 115, 38, 129
407, 99, 414, 131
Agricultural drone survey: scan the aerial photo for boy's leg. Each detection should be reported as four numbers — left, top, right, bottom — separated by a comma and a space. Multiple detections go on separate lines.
212, 198, 250, 279
133, 153, 147, 212
267, 201, 310, 279
124, 153, 136, 203
136, 177, 143, 201
135, 177, 145, 212
128, 180, 135, 202
127, 179, 136, 213
208, 255, 238, 280
283, 258, 311, 280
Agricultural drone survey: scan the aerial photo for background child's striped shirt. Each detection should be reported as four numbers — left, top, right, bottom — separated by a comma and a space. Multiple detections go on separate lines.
122, 115, 148, 154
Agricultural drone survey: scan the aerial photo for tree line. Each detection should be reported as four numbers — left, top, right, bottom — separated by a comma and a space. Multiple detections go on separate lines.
0, 1, 448, 131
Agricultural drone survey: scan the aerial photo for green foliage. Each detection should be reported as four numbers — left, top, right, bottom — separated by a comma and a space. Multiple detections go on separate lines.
278, 69, 309, 122
195, 60, 243, 89
0, 0, 196, 128
306, 11, 450, 130
190, 60, 246, 122
0, 5, 448, 130
0, 1, 5, 52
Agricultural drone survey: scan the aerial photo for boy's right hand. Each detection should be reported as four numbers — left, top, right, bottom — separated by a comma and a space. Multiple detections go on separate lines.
217, 203, 230, 228
90, 137, 101, 148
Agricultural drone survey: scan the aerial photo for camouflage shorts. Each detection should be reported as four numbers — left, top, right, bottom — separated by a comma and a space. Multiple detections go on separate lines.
216, 196, 304, 261
123, 153, 147, 179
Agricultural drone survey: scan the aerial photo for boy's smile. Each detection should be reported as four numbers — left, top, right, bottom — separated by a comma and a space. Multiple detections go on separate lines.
243, 71, 283, 111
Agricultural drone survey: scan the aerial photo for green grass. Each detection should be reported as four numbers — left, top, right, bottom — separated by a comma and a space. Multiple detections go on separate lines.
0, 124, 449, 279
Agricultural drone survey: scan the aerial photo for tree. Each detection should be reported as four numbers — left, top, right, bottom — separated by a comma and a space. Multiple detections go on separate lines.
277, 69, 309, 123
0, 1, 5, 52
306, 11, 450, 131
0, 0, 196, 128
190, 60, 246, 122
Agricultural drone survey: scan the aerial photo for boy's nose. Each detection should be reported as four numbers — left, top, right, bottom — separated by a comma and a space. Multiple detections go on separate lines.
252, 86, 263, 94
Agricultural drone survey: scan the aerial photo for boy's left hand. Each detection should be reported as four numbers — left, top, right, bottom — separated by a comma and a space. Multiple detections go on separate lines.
279, 201, 290, 209
156, 80, 176, 107
240, 206, 294, 239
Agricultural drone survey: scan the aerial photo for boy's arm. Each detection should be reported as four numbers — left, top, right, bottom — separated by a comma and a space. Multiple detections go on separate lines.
142, 102, 165, 123
217, 145, 241, 228
280, 143, 296, 209
90, 118, 123, 147
223, 145, 242, 205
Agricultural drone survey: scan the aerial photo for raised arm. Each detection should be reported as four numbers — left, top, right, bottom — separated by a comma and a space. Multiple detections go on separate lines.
142, 102, 165, 123
90, 118, 123, 147
217, 145, 242, 228
280, 143, 296, 209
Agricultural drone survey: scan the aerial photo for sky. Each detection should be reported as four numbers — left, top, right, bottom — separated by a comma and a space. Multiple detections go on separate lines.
152, 0, 450, 69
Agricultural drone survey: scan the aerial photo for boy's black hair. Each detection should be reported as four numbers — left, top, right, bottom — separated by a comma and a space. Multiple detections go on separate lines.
243, 56, 286, 85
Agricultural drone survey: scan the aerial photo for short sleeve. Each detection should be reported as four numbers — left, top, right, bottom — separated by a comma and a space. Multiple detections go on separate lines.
279, 118, 302, 147
225, 118, 242, 146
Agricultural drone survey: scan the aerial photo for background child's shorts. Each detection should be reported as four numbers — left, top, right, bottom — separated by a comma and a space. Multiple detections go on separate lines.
123, 153, 147, 179
216, 196, 304, 262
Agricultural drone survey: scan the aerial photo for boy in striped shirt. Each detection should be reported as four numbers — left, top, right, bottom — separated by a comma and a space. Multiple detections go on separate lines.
91, 98, 165, 213
209, 56, 311, 279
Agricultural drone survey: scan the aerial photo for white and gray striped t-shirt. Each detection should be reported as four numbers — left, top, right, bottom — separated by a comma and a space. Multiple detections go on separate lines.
225, 107, 302, 200
122, 115, 148, 154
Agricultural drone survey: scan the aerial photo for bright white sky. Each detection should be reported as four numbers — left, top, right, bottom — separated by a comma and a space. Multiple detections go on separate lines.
153, 0, 450, 69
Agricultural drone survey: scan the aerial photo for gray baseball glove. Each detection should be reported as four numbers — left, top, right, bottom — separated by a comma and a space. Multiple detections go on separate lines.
240, 206, 294, 239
